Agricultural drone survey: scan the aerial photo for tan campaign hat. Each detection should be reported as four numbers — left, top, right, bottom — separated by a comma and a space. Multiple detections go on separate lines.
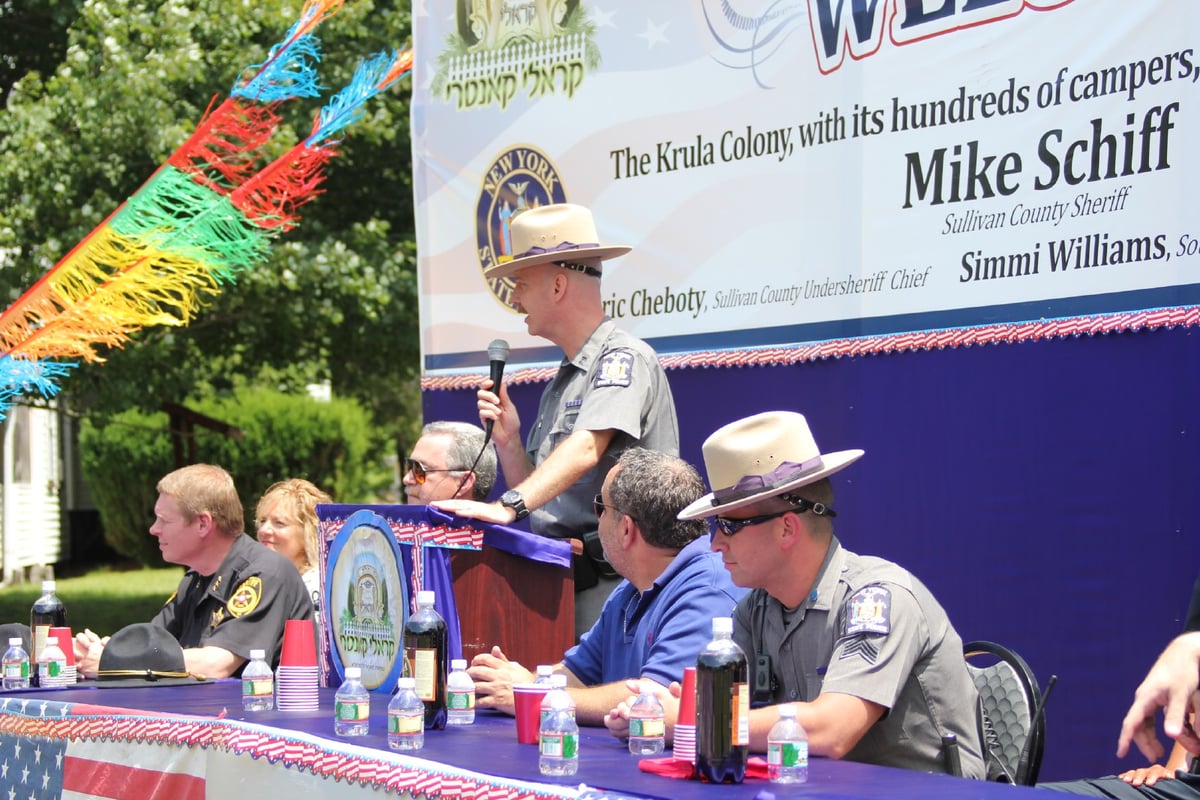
679, 411, 864, 520
484, 203, 631, 280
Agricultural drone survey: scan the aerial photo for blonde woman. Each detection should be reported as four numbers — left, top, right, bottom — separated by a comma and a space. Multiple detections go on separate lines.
256, 478, 332, 607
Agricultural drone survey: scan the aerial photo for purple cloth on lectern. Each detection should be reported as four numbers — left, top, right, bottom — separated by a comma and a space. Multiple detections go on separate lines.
425, 507, 573, 569
397, 539, 461, 660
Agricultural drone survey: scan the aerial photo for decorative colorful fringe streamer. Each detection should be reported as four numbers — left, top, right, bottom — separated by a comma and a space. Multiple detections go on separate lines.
0, 0, 413, 419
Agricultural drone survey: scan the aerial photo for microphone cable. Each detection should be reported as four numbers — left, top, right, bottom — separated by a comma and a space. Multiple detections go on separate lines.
450, 433, 491, 500
451, 338, 508, 500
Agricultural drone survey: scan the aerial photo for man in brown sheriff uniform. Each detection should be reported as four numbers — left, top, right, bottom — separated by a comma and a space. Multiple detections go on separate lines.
74, 464, 313, 679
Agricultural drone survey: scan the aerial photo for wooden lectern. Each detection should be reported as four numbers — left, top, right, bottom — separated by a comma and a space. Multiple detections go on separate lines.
450, 535, 576, 668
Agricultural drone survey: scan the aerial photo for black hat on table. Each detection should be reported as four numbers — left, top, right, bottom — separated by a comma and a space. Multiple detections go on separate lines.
95, 623, 206, 687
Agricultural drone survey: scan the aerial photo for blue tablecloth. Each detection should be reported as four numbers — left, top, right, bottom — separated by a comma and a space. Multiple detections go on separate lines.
0, 680, 1062, 799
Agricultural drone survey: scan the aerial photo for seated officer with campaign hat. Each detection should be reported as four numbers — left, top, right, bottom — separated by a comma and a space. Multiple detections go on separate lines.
607, 410, 985, 777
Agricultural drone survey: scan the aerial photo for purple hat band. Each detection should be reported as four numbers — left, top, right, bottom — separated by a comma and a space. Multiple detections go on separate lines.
710, 456, 825, 507
508, 241, 599, 261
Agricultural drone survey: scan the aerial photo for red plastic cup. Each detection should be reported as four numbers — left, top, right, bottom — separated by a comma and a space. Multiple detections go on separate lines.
673, 666, 698, 765
513, 683, 549, 744
50, 627, 75, 667
677, 666, 697, 725
280, 618, 317, 667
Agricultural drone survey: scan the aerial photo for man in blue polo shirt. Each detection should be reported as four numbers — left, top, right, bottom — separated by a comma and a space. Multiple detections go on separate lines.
468, 447, 746, 725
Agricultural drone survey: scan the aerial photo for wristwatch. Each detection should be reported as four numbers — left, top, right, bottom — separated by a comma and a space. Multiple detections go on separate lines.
499, 489, 529, 521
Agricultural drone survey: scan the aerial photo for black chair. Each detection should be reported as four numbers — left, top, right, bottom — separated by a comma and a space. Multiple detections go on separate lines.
962, 640, 1055, 786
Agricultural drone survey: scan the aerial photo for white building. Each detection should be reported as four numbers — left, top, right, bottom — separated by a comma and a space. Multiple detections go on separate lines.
0, 403, 64, 583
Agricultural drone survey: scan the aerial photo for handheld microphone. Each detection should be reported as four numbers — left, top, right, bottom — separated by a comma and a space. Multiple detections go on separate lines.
485, 338, 510, 439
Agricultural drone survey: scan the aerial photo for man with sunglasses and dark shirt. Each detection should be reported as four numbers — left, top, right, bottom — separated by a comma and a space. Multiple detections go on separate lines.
403, 421, 497, 504
467, 448, 743, 725
606, 411, 985, 778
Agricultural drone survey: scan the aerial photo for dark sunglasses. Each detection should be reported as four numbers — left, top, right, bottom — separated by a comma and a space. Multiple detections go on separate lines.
712, 499, 836, 538
404, 458, 466, 485
593, 493, 633, 521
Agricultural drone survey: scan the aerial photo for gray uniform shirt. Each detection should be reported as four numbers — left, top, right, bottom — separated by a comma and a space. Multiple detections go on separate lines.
732, 537, 985, 778
526, 318, 679, 541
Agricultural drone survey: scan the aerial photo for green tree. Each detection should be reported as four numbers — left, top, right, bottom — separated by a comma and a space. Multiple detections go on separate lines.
79, 388, 391, 564
0, 0, 422, 462
0, 0, 83, 111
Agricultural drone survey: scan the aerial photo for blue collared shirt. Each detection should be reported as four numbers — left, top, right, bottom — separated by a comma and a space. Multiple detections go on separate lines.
563, 537, 746, 687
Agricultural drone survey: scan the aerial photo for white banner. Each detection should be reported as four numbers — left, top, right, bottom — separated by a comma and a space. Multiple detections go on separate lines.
412, 0, 1200, 376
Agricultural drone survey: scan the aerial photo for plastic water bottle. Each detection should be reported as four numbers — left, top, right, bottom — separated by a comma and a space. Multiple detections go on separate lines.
534, 664, 555, 685
30, 579, 66, 681
767, 703, 809, 783
540, 673, 573, 727
446, 658, 475, 725
2, 638, 29, 690
696, 616, 749, 783
241, 649, 274, 711
37, 636, 67, 688
334, 666, 370, 736
403, 590, 448, 730
388, 676, 425, 750
539, 676, 579, 776
628, 684, 666, 755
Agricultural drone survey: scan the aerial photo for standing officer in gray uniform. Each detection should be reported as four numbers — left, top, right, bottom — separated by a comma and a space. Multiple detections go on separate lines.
607, 410, 984, 777
435, 203, 679, 637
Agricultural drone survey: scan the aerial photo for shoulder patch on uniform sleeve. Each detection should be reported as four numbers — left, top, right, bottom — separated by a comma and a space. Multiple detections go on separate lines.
594, 349, 634, 388
844, 584, 891, 636
227, 576, 263, 618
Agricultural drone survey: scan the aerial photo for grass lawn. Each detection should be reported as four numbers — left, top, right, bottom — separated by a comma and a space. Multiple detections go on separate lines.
0, 566, 183, 636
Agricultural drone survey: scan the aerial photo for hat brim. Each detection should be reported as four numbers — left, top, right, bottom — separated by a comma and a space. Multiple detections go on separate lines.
678, 449, 865, 520
483, 245, 632, 280
92, 674, 211, 688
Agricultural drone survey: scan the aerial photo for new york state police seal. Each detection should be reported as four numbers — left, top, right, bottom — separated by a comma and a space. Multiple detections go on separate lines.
476, 145, 568, 310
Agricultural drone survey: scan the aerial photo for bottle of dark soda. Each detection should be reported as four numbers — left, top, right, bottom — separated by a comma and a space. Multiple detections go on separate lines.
403, 590, 447, 730
695, 616, 749, 783
30, 579, 67, 683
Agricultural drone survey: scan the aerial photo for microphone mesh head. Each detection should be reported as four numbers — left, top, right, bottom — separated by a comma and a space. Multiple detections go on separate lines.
487, 339, 510, 361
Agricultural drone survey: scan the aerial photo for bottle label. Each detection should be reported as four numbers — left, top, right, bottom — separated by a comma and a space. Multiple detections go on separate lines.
407, 647, 438, 702
3, 661, 28, 679
768, 740, 808, 768
335, 699, 370, 721
629, 717, 665, 737
389, 710, 424, 734
242, 678, 273, 698
731, 682, 750, 746
539, 732, 578, 758
448, 690, 475, 710
31, 626, 49, 665
39, 660, 63, 679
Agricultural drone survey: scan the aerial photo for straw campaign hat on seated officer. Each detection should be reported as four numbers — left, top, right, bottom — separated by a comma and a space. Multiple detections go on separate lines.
679, 410, 863, 520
